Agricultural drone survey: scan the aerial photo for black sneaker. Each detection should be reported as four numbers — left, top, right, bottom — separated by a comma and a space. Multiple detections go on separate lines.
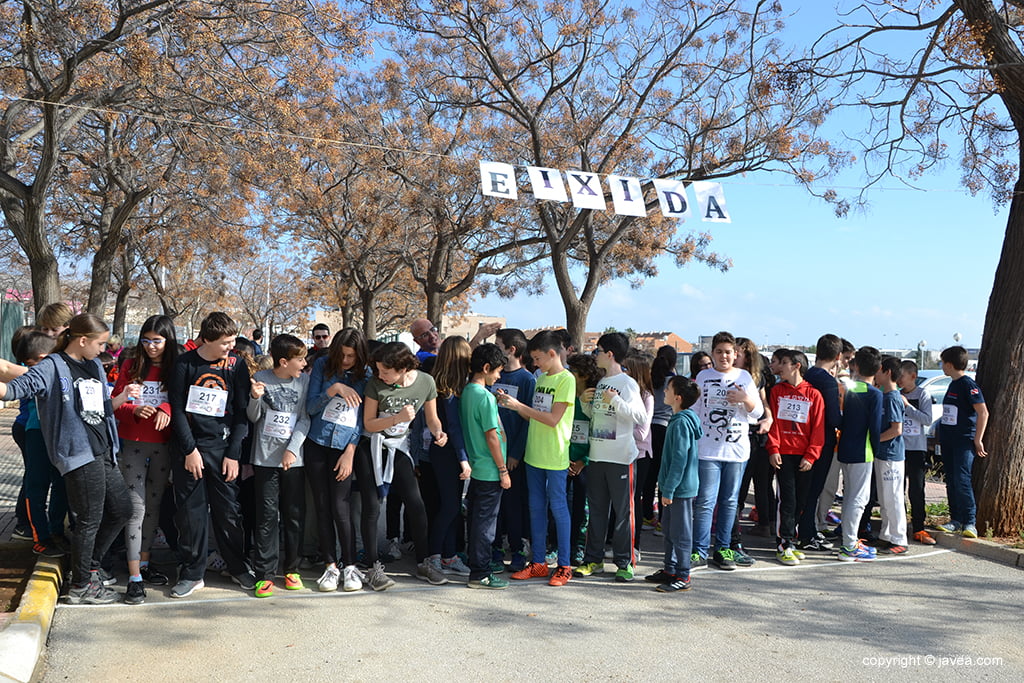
124, 580, 147, 605
711, 548, 737, 571
644, 569, 675, 584
33, 541, 65, 558
11, 526, 33, 542
822, 526, 842, 541
96, 568, 117, 586
66, 580, 118, 605
798, 533, 834, 552
231, 569, 257, 590
689, 552, 707, 571
140, 565, 169, 586
730, 544, 756, 567
655, 575, 691, 592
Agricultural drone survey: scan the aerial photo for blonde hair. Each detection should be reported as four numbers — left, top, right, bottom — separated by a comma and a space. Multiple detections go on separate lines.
433, 336, 471, 398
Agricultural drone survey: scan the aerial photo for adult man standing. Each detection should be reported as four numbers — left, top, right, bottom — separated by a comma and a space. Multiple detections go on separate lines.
308, 324, 331, 367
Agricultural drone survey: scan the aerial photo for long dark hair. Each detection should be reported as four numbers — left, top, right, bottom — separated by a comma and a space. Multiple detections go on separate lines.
325, 327, 370, 381
129, 315, 179, 387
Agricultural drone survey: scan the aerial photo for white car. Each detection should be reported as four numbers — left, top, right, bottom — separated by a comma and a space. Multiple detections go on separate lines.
916, 370, 975, 459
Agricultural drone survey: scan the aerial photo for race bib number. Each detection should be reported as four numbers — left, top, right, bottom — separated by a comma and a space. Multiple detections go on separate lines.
532, 391, 553, 413
263, 410, 295, 439
903, 418, 922, 437
323, 397, 357, 427
77, 379, 105, 413
706, 383, 730, 409
492, 383, 518, 400
941, 404, 958, 426
141, 381, 167, 408
383, 411, 410, 437
186, 384, 227, 417
777, 397, 810, 424
571, 419, 589, 444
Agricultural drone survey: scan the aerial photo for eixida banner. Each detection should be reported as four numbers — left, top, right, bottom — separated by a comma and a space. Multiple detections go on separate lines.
479, 161, 731, 223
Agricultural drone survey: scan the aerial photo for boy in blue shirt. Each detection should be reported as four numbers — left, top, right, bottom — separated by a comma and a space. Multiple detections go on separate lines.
492, 328, 535, 572
646, 376, 701, 593
937, 346, 988, 539
835, 346, 883, 562
462, 344, 512, 589
873, 356, 908, 554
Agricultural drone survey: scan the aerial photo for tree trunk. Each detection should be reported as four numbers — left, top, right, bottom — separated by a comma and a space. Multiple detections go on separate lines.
974, 177, 1024, 535
1, 200, 62, 311
111, 278, 131, 338
86, 205, 119, 315
425, 287, 444, 330
361, 291, 377, 340
549, 246, 596, 351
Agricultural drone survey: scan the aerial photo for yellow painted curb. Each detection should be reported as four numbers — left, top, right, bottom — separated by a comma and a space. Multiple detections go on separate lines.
0, 554, 63, 683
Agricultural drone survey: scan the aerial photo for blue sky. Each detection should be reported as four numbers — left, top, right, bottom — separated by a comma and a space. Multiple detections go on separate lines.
467, 2, 1006, 353
470, 171, 1005, 353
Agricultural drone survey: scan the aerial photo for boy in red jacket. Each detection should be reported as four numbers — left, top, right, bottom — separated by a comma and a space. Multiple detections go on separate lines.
767, 349, 825, 566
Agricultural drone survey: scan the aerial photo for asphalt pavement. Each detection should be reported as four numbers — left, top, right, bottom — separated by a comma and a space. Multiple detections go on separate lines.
38, 544, 1024, 681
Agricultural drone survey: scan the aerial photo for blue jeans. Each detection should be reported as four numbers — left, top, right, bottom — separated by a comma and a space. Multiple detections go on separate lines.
941, 438, 977, 527
525, 463, 571, 566
692, 459, 745, 558
467, 479, 503, 581
662, 497, 693, 578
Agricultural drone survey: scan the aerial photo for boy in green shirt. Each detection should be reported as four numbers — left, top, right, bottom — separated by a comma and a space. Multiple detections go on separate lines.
461, 344, 512, 589
498, 331, 575, 587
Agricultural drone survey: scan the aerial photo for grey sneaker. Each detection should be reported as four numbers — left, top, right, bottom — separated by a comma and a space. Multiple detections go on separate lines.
231, 569, 257, 591
66, 579, 119, 605
382, 537, 402, 563
170, 578, 205, 598
96, 568, 117, 586
367, 561, 395, 591
417, 559, 449, 585
441, 555, 471, 576
317, 566, 341, 592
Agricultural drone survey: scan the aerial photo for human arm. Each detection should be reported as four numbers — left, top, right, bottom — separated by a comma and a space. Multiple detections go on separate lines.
0, 358, 28, 382
755, 386, 773, 434
766, 385, 782, 466
333, 442, 355, 480
484, 427, 509, 488
498, 395, 570, 428
902, 390, 932, 427
423, 398, 448, 448
974, 402, 988, 457
225, 357, 251, 462
469, 321, 502, 348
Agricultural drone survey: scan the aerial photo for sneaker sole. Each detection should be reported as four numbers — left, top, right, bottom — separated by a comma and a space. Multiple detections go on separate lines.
342, 583, 362, 592
467, 581, 509, 590
370, 580, 395, 591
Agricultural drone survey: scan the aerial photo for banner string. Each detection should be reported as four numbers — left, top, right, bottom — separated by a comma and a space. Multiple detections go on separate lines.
10, 95, 987, 195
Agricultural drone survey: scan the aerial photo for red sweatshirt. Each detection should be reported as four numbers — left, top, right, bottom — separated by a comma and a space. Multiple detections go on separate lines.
767, 379, 825, 463
113, 359, 173, 444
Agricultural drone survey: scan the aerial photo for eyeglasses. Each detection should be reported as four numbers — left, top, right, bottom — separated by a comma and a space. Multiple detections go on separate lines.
140, 338, 166, 346
414, 327, 438, 341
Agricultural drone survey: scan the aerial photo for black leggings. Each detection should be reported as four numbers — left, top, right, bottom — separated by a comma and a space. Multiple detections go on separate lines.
353, 440, 429, 563
304, 439, 356, 567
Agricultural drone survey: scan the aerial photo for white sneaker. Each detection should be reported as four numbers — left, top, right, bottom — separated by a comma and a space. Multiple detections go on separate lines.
342, 565, 363, 592
206, 550, 227, 572
317, 565, 340, 592
441, 555, 471, 576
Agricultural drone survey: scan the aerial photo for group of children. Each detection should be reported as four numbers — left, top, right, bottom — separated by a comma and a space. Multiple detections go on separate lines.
1, 309, 987, 604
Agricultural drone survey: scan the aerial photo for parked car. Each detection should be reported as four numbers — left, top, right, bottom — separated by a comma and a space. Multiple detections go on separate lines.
917, 370, 975, 470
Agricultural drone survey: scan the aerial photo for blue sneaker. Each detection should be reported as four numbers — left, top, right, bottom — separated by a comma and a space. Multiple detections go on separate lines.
961, 524, 979, 539
838, 543, 876, 562
938, 521, 962, 534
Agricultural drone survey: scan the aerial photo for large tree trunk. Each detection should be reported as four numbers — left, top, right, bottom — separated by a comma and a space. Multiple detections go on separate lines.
425, 288, 444, 331
361, 290, 377, 340
1, 200, 62, 310
974, 176, 1024, 535
550, 247, 596, 351
111, 278, 131, 338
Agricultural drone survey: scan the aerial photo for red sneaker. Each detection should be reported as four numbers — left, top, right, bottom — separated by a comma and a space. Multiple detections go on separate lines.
888, 545, 908, 554
511, 562, 549, 580
548, 566, 573, 586
914, 530, 937, 545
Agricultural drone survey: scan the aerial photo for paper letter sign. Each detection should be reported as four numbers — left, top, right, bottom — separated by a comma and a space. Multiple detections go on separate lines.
652, 178, 692, 220
692, 181, 731, 223
607, 175, 647, 217
526, 167, 568, 202
479, 161, 517, 199
567, 171, 606, 210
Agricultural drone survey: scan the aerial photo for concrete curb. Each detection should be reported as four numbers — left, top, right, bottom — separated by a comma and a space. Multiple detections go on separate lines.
0, 553, 63, 683
933, 529, 1024, 569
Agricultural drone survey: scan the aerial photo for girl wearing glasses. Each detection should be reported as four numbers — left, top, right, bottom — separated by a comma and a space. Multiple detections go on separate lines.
111, 314, 180, 604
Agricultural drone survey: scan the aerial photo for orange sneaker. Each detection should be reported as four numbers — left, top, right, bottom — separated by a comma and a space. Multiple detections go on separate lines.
914, 530, 937, 545
284, 573, 304, 590
548, 566, 573, 586
511, 562, 549, 580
